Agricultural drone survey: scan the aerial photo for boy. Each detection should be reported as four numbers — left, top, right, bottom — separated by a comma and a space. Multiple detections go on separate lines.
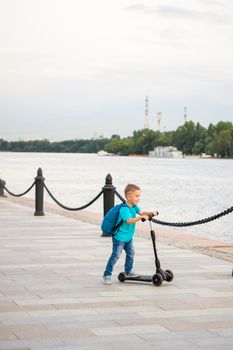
103, 184, 158, 285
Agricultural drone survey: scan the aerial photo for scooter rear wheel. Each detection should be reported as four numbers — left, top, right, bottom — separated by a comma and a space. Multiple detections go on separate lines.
164, 269, 174, 282
152, 273, 163, 286
118, 272, 126, 282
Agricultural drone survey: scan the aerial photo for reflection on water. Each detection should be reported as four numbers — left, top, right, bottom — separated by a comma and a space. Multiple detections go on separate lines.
1, 152, 233, 242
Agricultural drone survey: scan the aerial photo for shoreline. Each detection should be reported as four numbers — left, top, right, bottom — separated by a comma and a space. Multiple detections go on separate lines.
0, 151, 231, 159
3, 195, 233, 263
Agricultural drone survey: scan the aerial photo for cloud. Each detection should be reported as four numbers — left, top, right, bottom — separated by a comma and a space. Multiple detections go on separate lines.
125, 4, 146, 12
0, 48, 49, 61
125, 2, 231, 24
157, 5, 229, 23
198, 0, 222, 6
158, 5, 203, 18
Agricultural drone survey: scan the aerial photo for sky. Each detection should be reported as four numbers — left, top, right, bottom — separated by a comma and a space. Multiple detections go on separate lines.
0, 0, 233, 141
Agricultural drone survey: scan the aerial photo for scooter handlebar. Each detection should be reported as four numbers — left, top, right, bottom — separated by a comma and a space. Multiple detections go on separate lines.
141, 212, 159, 222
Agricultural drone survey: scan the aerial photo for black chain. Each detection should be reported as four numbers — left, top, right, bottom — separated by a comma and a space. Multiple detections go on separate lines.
43, 183, 103, 211
114, 189, 126, 203
152, 206, 233, 227
4, 181, 36, 197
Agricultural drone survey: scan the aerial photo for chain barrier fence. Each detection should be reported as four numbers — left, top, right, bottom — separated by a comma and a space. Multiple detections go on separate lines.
43, 182, 103, 211
152, 207, 233, 227
114, 189, 233, 228
3, 181, 36, 197
0, 169, 115, 216
1, 169, 233, 228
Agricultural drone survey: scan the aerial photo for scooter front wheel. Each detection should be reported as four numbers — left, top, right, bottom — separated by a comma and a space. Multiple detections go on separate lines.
152, 273, 163, 287
164, 269, 174, 282
118, 272, 126, 283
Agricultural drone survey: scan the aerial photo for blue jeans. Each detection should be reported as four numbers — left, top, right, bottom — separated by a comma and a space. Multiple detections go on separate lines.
103, 237, 135, 277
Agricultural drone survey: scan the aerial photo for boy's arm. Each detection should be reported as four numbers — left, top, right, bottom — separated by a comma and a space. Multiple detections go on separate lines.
126, 210, 159, 224
120, 206, 148, 224
126, 215, 148, 224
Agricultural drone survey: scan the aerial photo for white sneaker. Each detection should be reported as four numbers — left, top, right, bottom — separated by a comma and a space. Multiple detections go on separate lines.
103, 276, 112, 285
125, 271, 139, 278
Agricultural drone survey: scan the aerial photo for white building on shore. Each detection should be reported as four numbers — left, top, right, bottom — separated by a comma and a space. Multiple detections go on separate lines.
149, 146, 183, 158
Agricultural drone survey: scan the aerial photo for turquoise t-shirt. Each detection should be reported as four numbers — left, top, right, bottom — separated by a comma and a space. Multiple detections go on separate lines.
114, 204, 141, 242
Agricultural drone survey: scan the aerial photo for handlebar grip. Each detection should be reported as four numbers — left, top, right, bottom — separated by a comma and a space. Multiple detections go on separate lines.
149, 212, 159, 219
141, 212, 159, 222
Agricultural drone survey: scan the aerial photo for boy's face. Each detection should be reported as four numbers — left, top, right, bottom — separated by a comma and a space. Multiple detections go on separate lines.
126, 189, 141, 206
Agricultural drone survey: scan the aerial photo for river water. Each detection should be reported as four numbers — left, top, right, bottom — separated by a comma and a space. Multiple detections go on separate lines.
1, 152, 233, 243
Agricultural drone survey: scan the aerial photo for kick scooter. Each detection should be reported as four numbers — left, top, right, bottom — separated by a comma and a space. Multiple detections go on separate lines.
118, 215, 174, 287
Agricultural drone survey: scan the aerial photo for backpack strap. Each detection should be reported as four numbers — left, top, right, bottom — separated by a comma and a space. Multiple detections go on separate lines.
112, 203, 128, 235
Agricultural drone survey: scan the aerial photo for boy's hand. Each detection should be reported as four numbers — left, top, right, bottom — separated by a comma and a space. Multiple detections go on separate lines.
141, 215, 149, 221
150, 211, 159, 216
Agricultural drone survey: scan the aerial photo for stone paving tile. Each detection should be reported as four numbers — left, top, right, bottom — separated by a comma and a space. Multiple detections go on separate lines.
12, 328, 96, 341
140, 329, 214, 341
91, 323, 168, 336
0, 301, 21, 312
137, 337, 201, 350
211, 328, 233, 337
0, 335, 144, 350
13, 295, 141, 307
27, 309, 98, 319
138, 307, 233, 319
27, 310, 142, 324
175, 297, 233, 310
194, 335, 233, 347
0, 348, 30, 350
158, 318, 233, 332
0, 327, 19, 341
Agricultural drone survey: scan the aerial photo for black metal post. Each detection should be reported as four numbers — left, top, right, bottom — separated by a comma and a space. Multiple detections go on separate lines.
34, 168, 45, 216
0, 179, 6, 197
102, 174, 115, 217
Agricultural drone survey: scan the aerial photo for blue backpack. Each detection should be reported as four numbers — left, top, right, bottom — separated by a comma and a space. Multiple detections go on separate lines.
101, 203, 128, 237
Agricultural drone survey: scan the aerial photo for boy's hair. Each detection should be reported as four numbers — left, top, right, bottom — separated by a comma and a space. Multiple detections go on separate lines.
124, 184, 141, 196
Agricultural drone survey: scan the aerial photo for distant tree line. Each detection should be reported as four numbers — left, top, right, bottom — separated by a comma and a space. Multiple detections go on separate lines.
106, 120, 233, 158
0, 138, 109, 154
1, 120, 233, 158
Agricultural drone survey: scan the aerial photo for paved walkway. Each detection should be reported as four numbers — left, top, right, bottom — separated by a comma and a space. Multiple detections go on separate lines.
0, 198, 233, 350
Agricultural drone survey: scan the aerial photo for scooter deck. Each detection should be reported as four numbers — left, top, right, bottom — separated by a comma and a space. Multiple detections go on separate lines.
124, 275, 153, 283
